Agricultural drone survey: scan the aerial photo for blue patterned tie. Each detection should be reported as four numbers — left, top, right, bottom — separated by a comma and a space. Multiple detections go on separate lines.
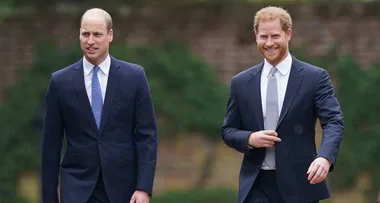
92, 66, 103, 129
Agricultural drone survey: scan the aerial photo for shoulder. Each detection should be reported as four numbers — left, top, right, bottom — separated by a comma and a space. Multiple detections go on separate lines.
231, 62, 264, 84
50, 59, 80, 84
112, 56, 144, 75
293, 57, 327, 76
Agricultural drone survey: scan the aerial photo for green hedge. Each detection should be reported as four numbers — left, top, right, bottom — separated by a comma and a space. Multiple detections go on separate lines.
151, 188, 237, 203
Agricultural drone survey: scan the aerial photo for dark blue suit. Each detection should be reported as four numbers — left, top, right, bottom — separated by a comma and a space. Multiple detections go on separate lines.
41, 56, 158, 203
221, 56, 344, 203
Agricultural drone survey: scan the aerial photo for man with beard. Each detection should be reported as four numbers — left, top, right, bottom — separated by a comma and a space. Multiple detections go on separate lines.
41, 8, 158, 203
221, 6, 344, 203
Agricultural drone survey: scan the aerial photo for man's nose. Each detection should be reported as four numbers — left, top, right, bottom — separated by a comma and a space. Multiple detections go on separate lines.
87, 36, 95, 44
265, 38, 274, 46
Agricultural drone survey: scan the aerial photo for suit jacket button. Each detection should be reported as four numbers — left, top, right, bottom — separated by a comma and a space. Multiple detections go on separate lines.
98, 141, 102, 144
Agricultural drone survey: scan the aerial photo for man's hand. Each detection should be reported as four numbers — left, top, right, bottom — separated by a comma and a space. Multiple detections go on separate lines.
307, 157, 331, 184
248, 130, 281, 148
130, 190, 150, 203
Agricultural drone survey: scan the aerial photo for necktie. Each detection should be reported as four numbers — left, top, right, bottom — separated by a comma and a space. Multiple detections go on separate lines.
262, 66, 279, 170
92, 66, 103, 129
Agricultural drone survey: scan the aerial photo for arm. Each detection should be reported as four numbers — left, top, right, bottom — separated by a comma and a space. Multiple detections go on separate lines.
315, 69, 344, 171
134, 68, 158, 196
221, 77, 253, 154
41, 75, 64, 203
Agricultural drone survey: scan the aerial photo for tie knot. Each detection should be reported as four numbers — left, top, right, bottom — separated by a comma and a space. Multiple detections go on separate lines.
268, 67, 277, 77
93, 66, 100, 74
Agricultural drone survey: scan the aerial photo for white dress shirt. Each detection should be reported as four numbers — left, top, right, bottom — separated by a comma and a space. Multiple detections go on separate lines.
260, 53, 292, 120
83, 55, 111, 106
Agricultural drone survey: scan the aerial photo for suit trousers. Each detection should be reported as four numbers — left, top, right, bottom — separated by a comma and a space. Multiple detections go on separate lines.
244, 170, 319, 203
86, 170, 110, 203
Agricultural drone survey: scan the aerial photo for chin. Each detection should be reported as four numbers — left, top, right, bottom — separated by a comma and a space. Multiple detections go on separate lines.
85, 54, 98, 60
265, 55, 278, 61
84, 56, 96, 63
266, 57, 280, 65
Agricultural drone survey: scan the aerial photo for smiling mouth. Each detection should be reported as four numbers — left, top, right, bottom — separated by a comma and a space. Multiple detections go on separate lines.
265, 47, 279, 53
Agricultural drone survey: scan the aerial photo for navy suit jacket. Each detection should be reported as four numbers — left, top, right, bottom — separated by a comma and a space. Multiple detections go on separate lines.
41, 56, 158, 203
221, 56, 344, 203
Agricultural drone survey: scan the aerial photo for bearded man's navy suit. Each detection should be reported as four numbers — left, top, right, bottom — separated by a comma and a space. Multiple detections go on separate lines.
221, 56, 344, 203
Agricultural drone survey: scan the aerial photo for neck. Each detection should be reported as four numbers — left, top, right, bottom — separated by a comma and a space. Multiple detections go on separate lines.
268, 51, 289, 67
85, 54, 108, 66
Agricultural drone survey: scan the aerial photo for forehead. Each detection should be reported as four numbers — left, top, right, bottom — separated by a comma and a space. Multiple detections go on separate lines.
256, 18, 283, 34
80, 17, 107, 32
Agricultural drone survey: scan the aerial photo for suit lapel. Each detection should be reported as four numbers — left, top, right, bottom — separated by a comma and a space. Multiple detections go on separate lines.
73, 60, 98, 133
99, 56, 121, 135
248, 62, 265, 130
277, 57, 304, 128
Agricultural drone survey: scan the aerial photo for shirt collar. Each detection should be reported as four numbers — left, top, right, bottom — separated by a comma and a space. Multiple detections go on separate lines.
263, 52, 292, 77
83, 55, 111, 76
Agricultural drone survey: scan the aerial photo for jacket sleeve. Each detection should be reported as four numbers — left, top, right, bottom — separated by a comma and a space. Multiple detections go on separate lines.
221, 77, 254, 154
41, 74, 64, 203
315, 69, 344, 171
134, 68, 158, 196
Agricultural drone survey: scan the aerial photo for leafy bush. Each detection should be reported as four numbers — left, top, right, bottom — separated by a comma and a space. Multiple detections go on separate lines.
111, 41, 228, 140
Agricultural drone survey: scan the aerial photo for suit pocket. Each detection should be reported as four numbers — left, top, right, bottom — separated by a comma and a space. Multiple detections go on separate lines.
113, 98, 130, 108
113, 96, 132, 111
114, 96, 130, 103
113, 91, 131, 104
112, 97, 133, 121
292, 156, 315, 178
121, 149, 134, 161
60, 152, 77, 167
293, 90, 312, 103
291, 156, 321, 195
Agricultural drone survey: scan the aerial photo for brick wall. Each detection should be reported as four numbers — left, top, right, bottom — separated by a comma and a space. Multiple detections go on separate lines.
1, 3, 380, 95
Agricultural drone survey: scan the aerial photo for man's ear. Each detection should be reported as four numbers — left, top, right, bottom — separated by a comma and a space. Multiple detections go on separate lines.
286, 28, 292, 41
108, 29, 114, 42
254, 30, 258, 43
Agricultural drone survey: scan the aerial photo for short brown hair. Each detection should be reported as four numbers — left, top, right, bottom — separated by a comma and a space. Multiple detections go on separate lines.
254, 6, 292, 32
